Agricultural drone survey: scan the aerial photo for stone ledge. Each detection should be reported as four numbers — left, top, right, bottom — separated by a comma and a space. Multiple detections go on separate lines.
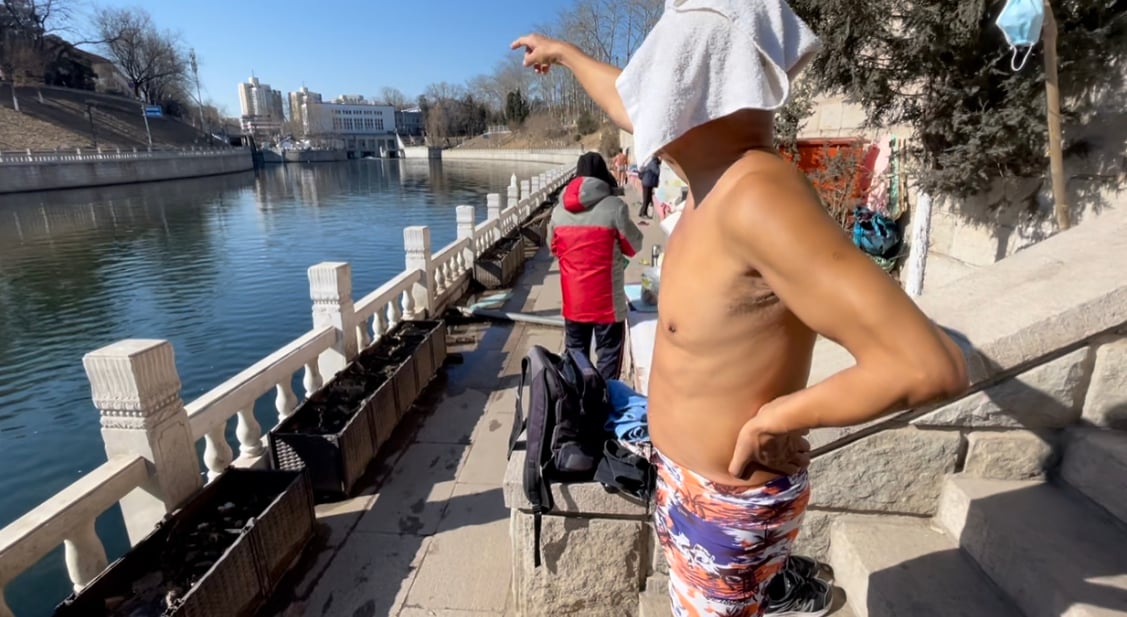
511, 509, 646, 617
963, 430, 1057, 480
911, 347, 1092, 429
504, 447, 651, 518
807, 209, 1127, 449
1083, 336, 1127, 428
808, 427, 962, 515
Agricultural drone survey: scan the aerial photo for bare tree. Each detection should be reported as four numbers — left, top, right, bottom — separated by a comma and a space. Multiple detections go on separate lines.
94, 6, 188, 105
379, 86, 409, 109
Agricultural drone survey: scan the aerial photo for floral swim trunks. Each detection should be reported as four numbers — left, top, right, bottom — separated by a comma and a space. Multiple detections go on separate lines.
652, 449, 811, 617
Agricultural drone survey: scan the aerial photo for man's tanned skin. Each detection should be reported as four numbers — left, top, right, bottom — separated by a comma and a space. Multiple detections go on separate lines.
512, 34, 969, 486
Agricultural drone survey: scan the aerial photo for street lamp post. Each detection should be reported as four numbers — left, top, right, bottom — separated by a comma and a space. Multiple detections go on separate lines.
189, 49, 206, 142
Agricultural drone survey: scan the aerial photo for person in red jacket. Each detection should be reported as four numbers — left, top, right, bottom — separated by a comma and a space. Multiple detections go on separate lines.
549, 152, 644, 381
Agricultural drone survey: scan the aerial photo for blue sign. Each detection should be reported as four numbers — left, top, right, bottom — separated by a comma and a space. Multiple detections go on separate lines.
144, 105, 163, 118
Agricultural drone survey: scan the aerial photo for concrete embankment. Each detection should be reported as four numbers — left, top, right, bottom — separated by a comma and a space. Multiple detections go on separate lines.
0, 150, 254, 194
403, 146, 580, 165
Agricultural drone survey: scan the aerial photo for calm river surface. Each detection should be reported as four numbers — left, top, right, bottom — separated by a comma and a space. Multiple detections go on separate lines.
0, 158, 554, 615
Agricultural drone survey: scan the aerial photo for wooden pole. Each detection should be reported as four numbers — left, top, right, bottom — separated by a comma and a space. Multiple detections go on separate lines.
1042, 0, 1070, 230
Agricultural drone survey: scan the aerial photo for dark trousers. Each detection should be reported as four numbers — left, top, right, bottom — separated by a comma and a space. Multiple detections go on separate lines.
564, 320, 626, 382
640, 184, 655, 217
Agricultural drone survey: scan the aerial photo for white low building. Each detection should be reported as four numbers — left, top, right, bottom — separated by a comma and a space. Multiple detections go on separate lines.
302, 99, 398, 156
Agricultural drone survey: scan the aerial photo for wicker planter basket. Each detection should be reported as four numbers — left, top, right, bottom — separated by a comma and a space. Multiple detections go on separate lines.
270, 364, 379, 499
474, 232, 524, 289
55, 469, 314, 617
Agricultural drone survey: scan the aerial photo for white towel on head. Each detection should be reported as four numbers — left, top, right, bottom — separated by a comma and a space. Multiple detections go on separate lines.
616, 0, 821, 165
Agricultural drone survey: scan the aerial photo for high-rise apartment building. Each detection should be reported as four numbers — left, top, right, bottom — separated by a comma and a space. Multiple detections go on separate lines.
237, 76, 284, 137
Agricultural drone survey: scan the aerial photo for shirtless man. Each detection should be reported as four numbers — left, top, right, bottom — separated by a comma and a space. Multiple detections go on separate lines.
514, 4, 967, 615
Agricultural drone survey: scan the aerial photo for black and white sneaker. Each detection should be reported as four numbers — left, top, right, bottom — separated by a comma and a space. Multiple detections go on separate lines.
765, 561, 834, 617
784, 555, 834, 584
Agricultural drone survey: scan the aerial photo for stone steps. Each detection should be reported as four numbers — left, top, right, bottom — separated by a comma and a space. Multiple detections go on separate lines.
937, 476, 1127, 617
1060, 428, 1127, 525
829, 515, 1021, 617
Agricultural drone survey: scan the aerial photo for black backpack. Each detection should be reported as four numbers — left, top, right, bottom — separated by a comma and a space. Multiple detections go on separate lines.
508, 345, 610, 566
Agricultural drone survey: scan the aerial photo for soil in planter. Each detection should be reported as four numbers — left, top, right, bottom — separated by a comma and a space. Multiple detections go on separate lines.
100, 495, 273, 616
285, 366, 387, 436
355, 323, 427, 372
477, 235, 521, 262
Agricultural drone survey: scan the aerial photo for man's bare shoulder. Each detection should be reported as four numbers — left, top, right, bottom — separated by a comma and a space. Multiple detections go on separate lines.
714, 156, 851, 268
716, 158, 828, 235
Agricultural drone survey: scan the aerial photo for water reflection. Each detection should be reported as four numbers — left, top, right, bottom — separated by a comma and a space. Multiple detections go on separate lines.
0, 158, 553, 617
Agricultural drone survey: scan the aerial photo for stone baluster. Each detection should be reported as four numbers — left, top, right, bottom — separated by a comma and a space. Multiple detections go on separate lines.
404, 226, 433, 319
64, 519, 108, 591
84, 339, 202, 544
203, 425, 234, 482
401, 288, 416, 321
434, 258, 447, 293
531, 176, 541, 198
457, 205, 476, 271
235, 408, 264, 458
308, 262, 358, 381
387, 296, 402, 330
443, 260, 455, 288
275, 378, 298, 423
521, 180, 531, 208
303, 360, 323, 396
357, 314, 373, 349
374, 309, 387, 340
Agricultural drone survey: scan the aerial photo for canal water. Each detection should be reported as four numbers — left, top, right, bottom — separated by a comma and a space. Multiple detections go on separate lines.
0, 158, 555, 615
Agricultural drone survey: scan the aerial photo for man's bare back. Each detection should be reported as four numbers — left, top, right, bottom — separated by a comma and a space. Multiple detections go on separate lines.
649, 151, 817, 487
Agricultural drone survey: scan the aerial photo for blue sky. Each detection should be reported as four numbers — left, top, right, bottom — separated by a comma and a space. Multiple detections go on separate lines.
87, 0, 575, 115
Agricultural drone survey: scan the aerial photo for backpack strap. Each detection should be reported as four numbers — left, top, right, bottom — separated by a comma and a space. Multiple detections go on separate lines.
507, 356, 531, 461
517, 347, 559, 568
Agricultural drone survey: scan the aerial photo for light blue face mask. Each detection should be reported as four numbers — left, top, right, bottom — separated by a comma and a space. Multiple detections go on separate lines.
996, 0, 1046, 71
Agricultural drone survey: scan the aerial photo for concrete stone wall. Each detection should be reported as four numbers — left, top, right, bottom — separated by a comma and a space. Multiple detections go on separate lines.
0, 150, 254, 193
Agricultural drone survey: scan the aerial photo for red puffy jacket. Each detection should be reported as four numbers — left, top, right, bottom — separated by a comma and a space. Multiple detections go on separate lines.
548, 177, 643, 323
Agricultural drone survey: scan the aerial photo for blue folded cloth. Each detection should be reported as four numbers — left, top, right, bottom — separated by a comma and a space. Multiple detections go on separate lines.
606, 379, 649, 442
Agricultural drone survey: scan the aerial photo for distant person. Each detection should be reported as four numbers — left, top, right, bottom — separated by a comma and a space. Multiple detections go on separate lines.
612, 149, 628, 186
639, 156, 661, 219
548, 152, 643, 381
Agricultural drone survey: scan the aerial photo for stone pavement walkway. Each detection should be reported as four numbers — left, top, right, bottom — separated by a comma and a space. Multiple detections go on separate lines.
278, 242, 567, 617
275, 188, 664, 617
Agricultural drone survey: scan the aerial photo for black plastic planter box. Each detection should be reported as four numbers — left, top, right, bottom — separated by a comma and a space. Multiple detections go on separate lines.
474, 232, 524, 289
270, 365, 377, 499
55, 469, 314, 617
359, 320, 445, 422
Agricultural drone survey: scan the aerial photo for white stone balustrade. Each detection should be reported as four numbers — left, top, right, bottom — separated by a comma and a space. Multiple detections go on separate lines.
0, 164, 577, 616
354, 268, 424, 348
0, 456, 148, 616
185, 325, 336, 480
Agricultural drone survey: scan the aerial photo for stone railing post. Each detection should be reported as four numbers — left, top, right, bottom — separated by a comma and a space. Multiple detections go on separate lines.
487, 193, 502, 221
404, 226, 434, 318
531, 176, 541, 197
309, 262, 358, 379
84, 340, 202, 544
508, 184, 520, 213
457, 205, 476, 264
521, 180, 531, 205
